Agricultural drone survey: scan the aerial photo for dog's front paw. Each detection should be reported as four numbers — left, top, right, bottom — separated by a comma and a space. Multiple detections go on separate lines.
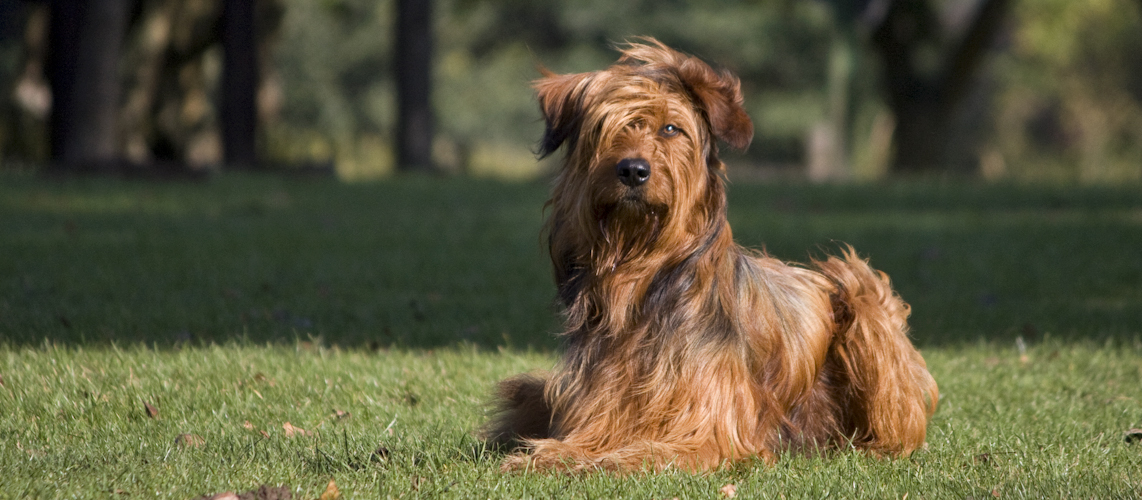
500, 451, 584, 473
499, 440, 605, 473
499, 453, 535, 473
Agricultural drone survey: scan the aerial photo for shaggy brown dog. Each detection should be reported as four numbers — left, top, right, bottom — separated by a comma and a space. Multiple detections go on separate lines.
484, 39, 938, 472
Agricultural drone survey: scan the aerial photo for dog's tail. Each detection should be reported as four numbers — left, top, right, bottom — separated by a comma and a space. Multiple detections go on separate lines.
815, 246, 938, 456
481, 373, 553, 451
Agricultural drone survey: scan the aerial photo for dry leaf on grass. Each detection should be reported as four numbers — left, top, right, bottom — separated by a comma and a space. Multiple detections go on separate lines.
1125, 428, 1142, 444
283, 422, 312, 437
175, 433, 205, 447
191, 484, 293, 500
144, 400, 159, 419
246, 372, 276, 387
719, 484, 737, 498
245, 485, 292, 500
318, 479, 340, 500
242, 421, 272, 438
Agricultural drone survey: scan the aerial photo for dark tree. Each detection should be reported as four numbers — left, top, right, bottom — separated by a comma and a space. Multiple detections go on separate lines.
868, 0, 1011, 173
47, 0, 129, 169
221, 0, 258, 168
395, 0, 435, 172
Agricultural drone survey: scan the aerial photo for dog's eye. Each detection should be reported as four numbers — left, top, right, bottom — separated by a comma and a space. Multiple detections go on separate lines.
660, 124, 680, 137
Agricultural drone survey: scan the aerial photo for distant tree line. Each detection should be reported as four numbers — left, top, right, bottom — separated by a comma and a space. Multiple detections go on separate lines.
0, 0, 435, 174
1, 0, 1141, 181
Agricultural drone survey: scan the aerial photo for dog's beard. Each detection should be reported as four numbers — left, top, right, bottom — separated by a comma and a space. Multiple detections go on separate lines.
592, 197, 666, 272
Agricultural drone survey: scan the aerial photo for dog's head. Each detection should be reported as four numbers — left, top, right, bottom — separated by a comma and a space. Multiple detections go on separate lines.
538, 39, 753, 281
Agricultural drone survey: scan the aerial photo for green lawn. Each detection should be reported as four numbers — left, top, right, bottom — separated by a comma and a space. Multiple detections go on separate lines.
1, 173, 1140, 498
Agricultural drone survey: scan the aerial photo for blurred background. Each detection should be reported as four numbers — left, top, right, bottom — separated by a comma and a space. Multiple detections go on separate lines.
1, 0, 1141, 183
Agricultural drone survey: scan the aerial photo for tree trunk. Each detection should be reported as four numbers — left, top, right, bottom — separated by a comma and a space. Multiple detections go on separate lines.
871, 0, 1010, 174
888, 95, 949, 173
395, 0, 435, 172
47, 0, 129, 169
221, 0, 258, 169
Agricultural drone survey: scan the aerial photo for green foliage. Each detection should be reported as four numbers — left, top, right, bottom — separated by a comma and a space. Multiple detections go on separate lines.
268, 0, 837, 176
262, 0, 1142, 181
268, 0, 398, 177
991, 0, 1142, 182
3, 0, 1142, 181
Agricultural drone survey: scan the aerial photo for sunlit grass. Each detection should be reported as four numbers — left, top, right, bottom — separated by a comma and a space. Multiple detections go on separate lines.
3, 341, 1139, 498
1, 173, 1140, 498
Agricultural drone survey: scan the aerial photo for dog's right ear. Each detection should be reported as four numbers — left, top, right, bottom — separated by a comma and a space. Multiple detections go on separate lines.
534, 69, 596, 158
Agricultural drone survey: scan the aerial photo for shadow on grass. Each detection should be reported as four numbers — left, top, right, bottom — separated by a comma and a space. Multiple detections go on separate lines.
1, 173, 1140, 350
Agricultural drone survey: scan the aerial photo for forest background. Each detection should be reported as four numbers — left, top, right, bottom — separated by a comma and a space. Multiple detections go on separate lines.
1, 0, 1141, 183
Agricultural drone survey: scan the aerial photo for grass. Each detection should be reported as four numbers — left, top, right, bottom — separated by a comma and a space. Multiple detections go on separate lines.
1, 172, 1141, 498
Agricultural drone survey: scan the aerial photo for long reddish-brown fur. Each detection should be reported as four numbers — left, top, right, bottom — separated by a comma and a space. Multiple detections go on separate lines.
483, 38, 938, 472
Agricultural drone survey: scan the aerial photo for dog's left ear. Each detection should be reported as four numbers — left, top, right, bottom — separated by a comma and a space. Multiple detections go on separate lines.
676, 60, 754, 151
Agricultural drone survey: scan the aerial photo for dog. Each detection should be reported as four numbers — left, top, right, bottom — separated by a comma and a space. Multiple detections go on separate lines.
484, 38, 938, 472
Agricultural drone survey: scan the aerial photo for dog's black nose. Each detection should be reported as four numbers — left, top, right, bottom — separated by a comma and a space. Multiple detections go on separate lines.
616, 158, 651, 187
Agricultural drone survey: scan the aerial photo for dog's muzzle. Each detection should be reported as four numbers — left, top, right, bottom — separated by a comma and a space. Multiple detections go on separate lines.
616, 158, 651, 187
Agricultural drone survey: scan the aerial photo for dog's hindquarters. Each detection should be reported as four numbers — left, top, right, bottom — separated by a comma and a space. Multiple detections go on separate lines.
815, 248, 938, 455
